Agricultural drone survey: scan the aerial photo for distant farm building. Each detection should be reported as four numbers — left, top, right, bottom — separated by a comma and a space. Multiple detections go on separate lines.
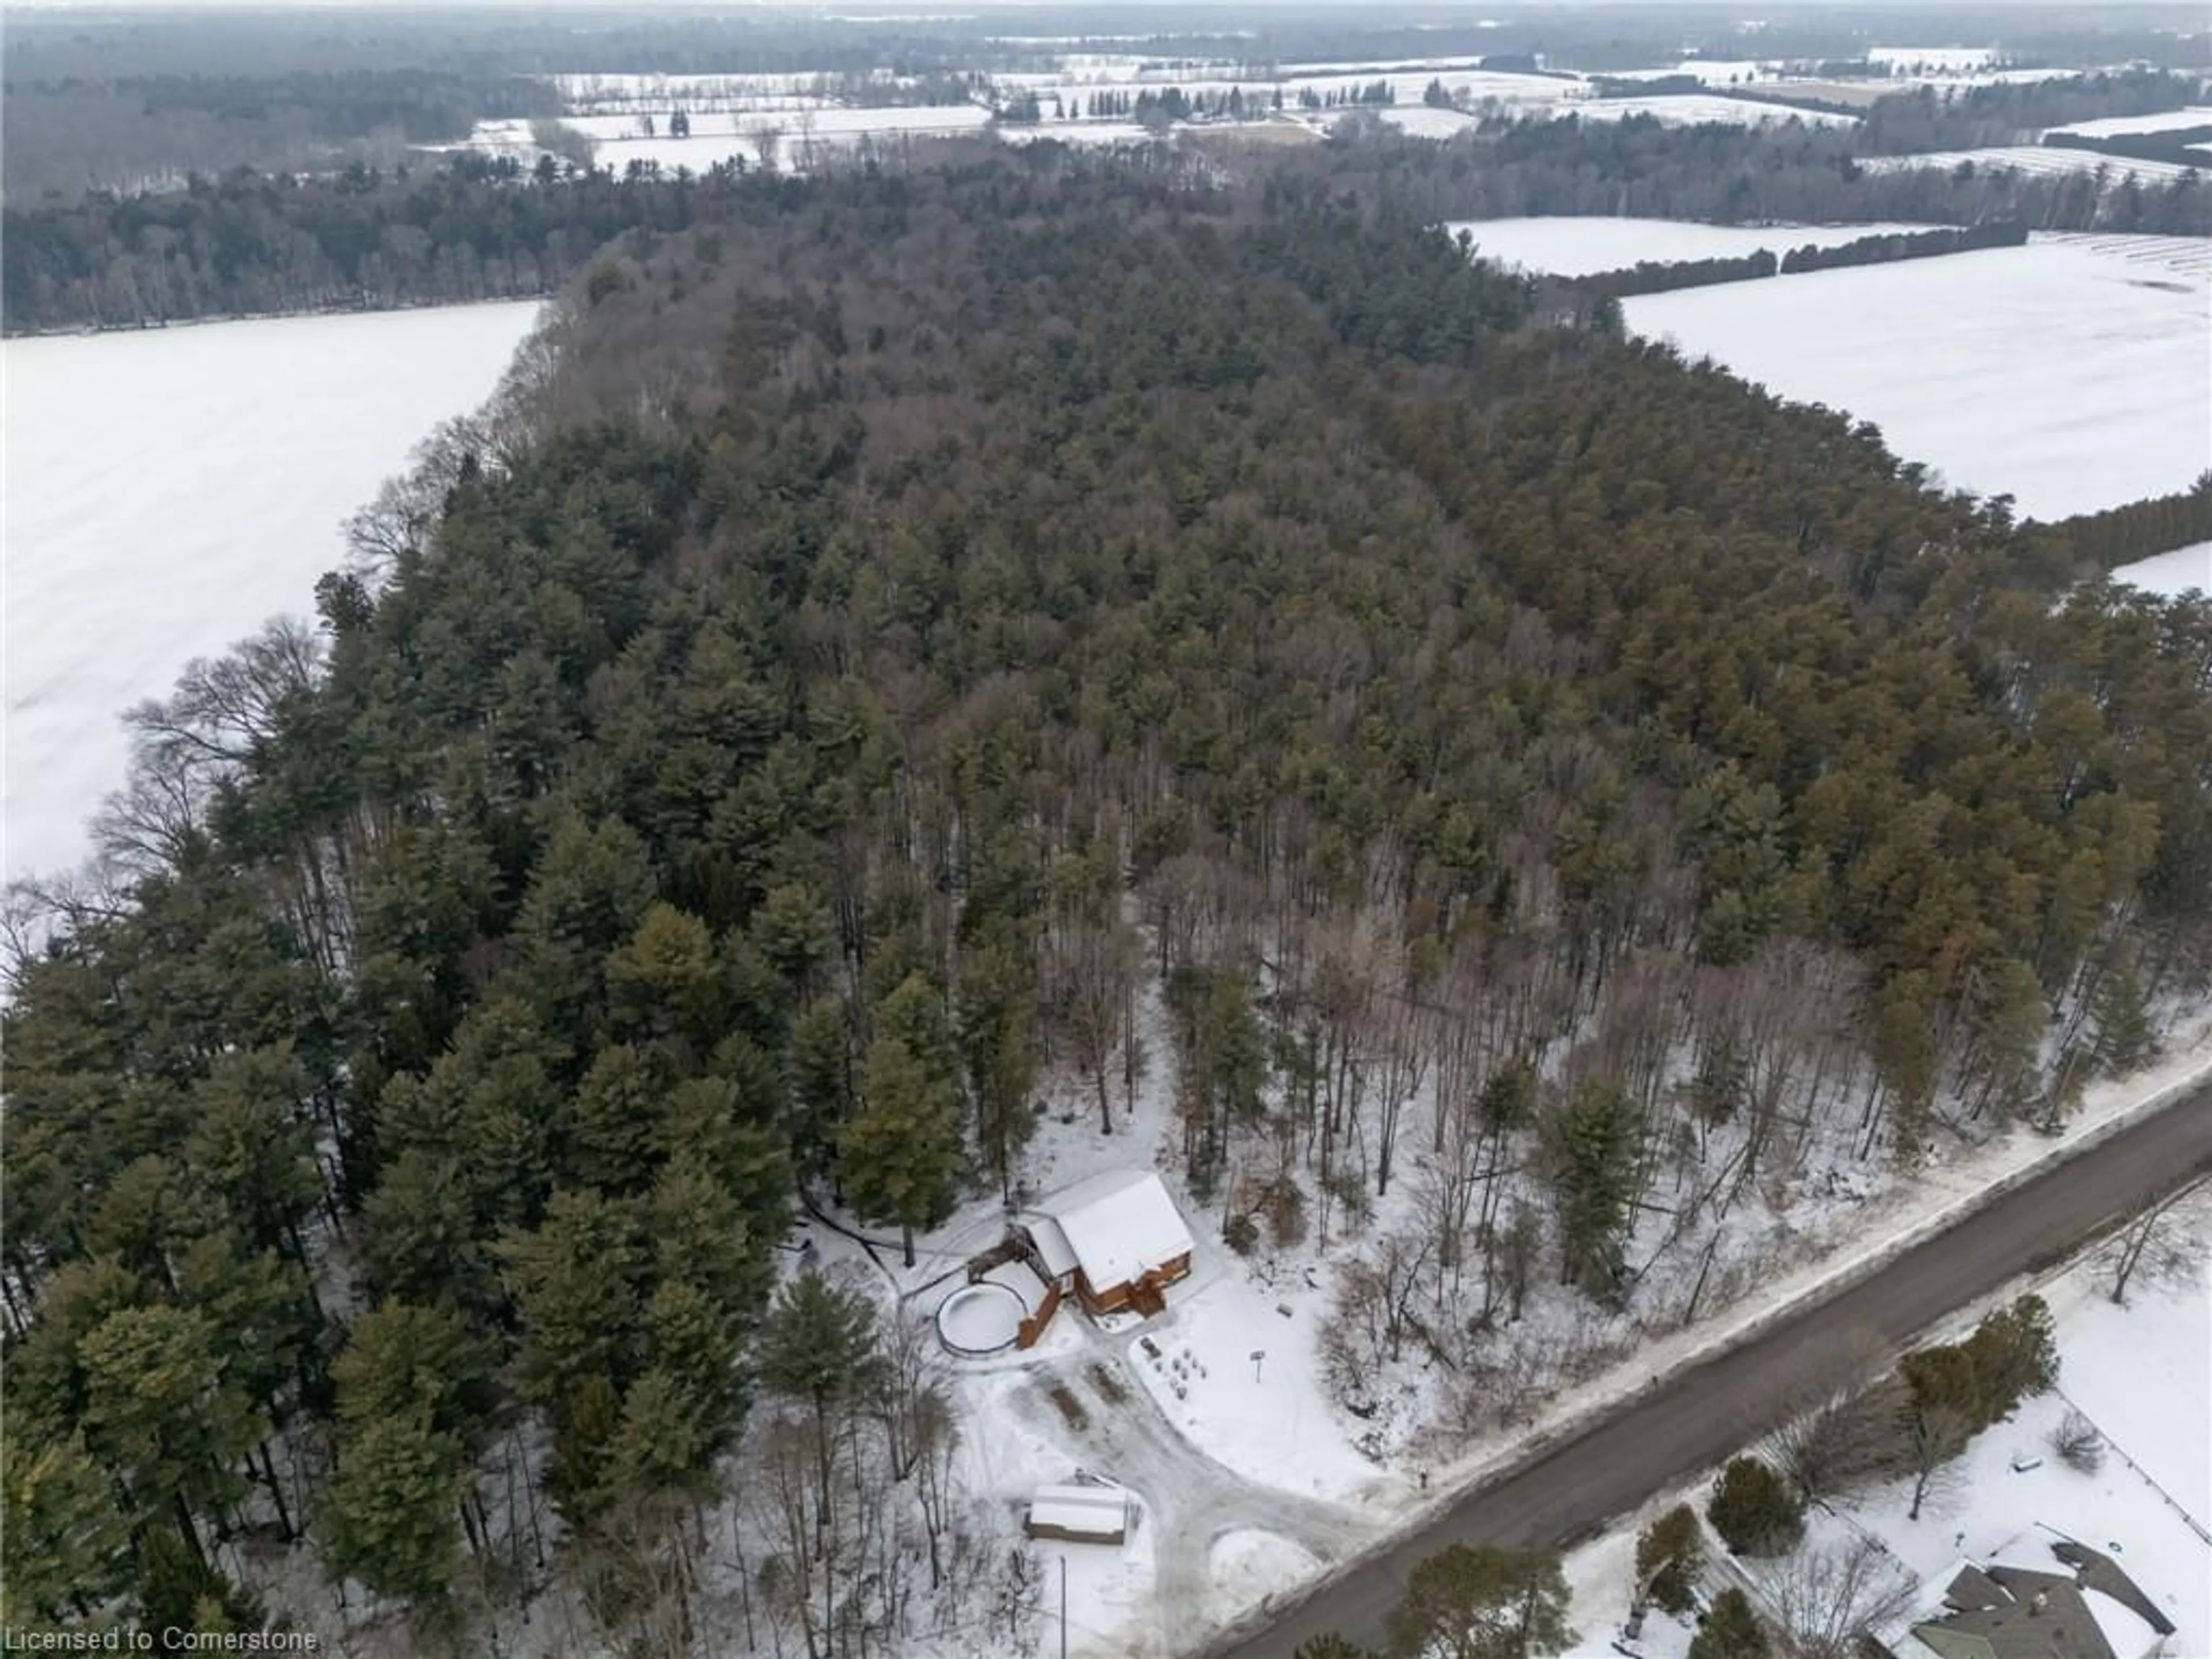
1022, 1169, 1195, 1317
1025, 1481, 1133, 1545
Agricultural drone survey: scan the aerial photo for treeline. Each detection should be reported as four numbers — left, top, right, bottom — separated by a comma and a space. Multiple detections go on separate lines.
0, 69, 559, 202
1568, 248, 1776, 301
1566, 221, 2032, 302
5, 153, 2210, 1655
1, 158, 751, 335
2043, 127, 2212, 169
1777, 219, 2028, 272
1856, 69, 2201, 156
1334, 116, 2212, 235
2032, 474, 2212, 564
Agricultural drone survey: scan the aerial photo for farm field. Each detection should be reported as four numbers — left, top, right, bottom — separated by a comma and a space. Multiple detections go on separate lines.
1861, 144, 2203, 185
2111, 542, 2212, 600
2046, 105, 2212, 139
1622, 234, 2212, 520
1444, 216, 1930, 276
2, 302, 541, 882
1571, 93, 1857, 128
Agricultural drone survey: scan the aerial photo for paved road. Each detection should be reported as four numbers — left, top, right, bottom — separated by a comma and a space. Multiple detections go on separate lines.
1207, 1084, 2212, 1658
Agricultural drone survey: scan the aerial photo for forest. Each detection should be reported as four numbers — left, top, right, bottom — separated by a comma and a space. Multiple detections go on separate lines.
5, 149, 2211, 1658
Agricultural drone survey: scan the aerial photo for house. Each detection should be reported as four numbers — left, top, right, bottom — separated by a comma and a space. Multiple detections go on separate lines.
1025, 1482, 1132, 1545
1881, 1543, 2174, 1659
1019, 1169, 1194, 1318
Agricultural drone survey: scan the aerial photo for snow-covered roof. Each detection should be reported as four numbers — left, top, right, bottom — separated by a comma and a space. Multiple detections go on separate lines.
983, 1256, 1052, 1311
1027, 1483, 1130, 1540
1031, 1169, 1192, 1292
1024, 1213, 1079, 1280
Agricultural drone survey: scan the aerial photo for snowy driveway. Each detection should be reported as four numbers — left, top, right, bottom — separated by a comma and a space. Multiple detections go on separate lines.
1006, 1346, 1381, 1647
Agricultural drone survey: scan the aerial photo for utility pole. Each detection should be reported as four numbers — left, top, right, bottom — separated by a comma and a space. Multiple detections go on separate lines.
1059, 1554, 1069, 1659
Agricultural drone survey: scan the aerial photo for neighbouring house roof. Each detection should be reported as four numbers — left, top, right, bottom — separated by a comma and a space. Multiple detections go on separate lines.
1906, 1548, 2169, 1659
2050, 1543, 2175, 1637
1027, 1483, 1130, 1541
1029, 1169, 1192, 1294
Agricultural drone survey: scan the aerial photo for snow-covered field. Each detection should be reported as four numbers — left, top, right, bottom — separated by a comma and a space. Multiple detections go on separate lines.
1443, 217, 1929, 276
2046, 106, 2212, 140
1573, 93, 1858, 128
1604, 59, 1781, 86
1869, 46, 2002, 73
1623, 234, 2212, 520
2111, 542, 2212, 599
1862, 144, 2203, 186
2, 303, 541, 882
469, 105, 993, 174
1556, 1187, 2212, 1659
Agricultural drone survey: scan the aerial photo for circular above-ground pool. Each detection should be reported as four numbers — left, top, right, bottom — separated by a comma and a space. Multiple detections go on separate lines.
936, 1281, 1024, 1356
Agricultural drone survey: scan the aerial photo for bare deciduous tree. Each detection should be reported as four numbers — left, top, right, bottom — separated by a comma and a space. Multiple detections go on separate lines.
2103, 1187, 2199, 1305
1767, 1536, 1917, 1659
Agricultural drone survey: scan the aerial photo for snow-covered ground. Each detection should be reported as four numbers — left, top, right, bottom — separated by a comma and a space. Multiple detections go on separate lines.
2046, 106, 2212, 140
1556, 1187, 2212, 1659
783, 954, 2212, 1659
1377, 105, 1480, 139
1572, 93, 1858, 128
1443, 217, 1929, 276
1861, 145, 2203, 186
1623, 234, 2212, 520
1603, 59, 1781, 86
467, 104, 994, 174
1869, 46, 2003, 73
2110, 541, 2212, 600
2, 303, 542, 884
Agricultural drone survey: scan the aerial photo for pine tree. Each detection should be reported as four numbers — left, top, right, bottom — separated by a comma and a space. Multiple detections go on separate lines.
1707, 1457, 1803, 1556
318, 1406, 471, 1603
1634, 1504, 1703, 1614
756, 1271, 881, 1524
0, 1430, 134, 1620
840, 1031, 961, 1266
77, 1304, 261, 1566
1546, 1077, 1642, 1300
1688, 1587, 1771, 1659
499, 1188, 649, 1411
1385, 1541, 1574, 1659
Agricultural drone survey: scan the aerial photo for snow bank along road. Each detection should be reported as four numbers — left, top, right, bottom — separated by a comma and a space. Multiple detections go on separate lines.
1206, 1078, 2212, 1658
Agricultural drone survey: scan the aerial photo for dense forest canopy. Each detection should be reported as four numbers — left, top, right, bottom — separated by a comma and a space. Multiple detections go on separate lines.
5, 150, 2210, 1654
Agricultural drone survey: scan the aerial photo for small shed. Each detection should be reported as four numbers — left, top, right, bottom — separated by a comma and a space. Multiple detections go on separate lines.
1022, 1169, 1194, 1317
1025, 1482, 1132, 1545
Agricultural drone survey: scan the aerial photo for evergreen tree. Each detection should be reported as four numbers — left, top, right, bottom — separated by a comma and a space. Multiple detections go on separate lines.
1688, 1587, 1771, 1659
0, 1430, 134, 1620
756, 1271, 881, 1523
1546, 1077, 1642, 1300
1385, 1541, 1574, 1659
1634, 1503, 1703, 1614
318, 1407, 470, 1603
841, 1029, 961, 1266
1707, 1457, 1804, 1556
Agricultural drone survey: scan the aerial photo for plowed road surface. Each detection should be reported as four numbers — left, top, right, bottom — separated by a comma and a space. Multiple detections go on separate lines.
1207, 1083, 2212, 1657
